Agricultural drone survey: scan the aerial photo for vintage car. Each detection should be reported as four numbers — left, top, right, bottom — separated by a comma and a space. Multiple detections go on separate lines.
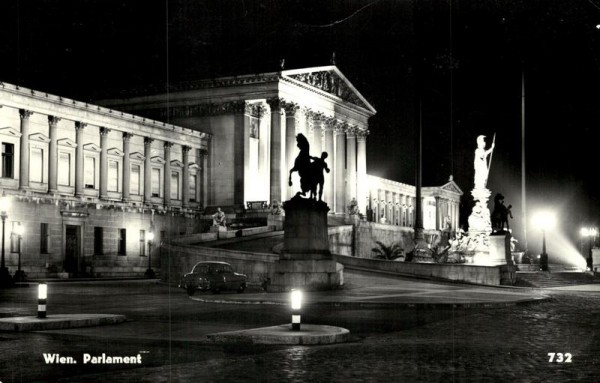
179, 261, 247, 295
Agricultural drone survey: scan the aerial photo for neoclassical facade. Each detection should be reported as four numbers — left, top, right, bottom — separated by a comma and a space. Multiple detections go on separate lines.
101, 66, 375, 215
0, 82, 209, 277
367, 175, 463, 232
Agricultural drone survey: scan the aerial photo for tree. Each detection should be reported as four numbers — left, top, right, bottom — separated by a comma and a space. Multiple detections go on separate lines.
371, 241, 404, 260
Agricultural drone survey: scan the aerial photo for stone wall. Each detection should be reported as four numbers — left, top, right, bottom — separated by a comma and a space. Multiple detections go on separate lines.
355, 221, 415, 258
333, 254, 516, 286
328, 225, 354, 256
160, 243, 279, 285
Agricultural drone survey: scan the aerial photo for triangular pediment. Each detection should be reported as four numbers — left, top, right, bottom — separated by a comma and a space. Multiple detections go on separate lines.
282, 66, 376, 114
108, 148, 124, 157
151, 156, 166, 165
83, 143, 101, 152
441, 180, 463, 195
188, 162, 200, 170
0, 127, 22, 138
29, 132, 50, 143
57, 138, 77, 148
170, 159, 184, 168
130, 152, 145, 161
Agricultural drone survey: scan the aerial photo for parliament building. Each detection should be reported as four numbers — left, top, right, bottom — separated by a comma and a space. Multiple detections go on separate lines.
0, 66, 461, 278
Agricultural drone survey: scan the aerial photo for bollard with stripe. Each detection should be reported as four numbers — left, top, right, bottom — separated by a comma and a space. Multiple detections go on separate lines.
290, 289, 302, 331
38, 282, 47, 318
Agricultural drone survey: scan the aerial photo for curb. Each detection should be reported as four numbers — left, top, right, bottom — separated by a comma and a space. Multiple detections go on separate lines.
206, 324, 350, 345
189, 294, 551, 309
0, 314, 127, 332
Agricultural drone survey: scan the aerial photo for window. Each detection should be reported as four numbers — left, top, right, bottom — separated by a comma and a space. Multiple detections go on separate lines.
130, 165, 140, 195
94, 227, 103, 255
108, 160, 119, 192
151, 168, 160, 197
170, 171, 179, 200
58, 153, 71, 186
84, 156, 95, 188
30, 147, 44, 182
189, 175, 197, 202
40, 223, 49, 254
139, 230, 146, 256
118, 228, 126, 255
2, 143, 14, 178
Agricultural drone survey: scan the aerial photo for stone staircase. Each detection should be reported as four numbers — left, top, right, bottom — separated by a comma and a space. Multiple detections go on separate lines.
515, 271, 600, 288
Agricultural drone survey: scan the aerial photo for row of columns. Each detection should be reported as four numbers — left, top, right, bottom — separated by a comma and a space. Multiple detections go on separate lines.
266, 98, 368, 214
371, 192, 415, 227
17, 109, 207, 208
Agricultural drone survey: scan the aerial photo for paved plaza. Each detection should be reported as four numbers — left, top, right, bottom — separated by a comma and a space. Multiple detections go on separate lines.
0, 270, 599, 382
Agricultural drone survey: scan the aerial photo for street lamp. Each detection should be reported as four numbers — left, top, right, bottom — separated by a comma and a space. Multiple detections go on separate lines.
580, 227, 596, 271
144, 231, 155, 278
0, 193, 12, 287
532, 211, 556, 271
13, 223, 25, 282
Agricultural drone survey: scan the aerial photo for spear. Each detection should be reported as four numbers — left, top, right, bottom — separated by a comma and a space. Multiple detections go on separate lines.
486, 133, 496, 186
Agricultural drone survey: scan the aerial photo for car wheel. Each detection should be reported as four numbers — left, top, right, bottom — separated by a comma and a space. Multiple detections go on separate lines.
186, 286, 196, 296
237, 283, 246, 293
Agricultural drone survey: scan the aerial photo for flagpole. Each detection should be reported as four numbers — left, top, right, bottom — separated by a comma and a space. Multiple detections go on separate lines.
521, 69, 528, 254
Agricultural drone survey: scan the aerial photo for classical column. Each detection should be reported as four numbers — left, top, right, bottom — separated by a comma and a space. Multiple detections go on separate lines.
267, 98, 284, 204
144, 137, 153, 203
323, 119, 335, 208
346, 126, 357, 209
334, 123, 346, 213
19, 109, 33, 190
47, 116, 61, 193
99, 127, 110, 199
356, 129, 368, 215
305, 110, 315, 149
435, 196, 441, 230
182, 145, 191, 208
284, 102, 300, 201
74, 122, 86, 197
312, 115, 323, 158
199, 148, 207, 207
163, 142, 172, 207
122, 133, 133, 202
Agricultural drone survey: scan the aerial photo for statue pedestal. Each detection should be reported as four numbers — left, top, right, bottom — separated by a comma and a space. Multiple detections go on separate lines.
267, 214, 284, 231
488, 232, 513, 266
269, 196, 343, 292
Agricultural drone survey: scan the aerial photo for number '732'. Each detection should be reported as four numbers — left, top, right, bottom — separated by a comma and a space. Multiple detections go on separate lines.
548, 353, 572, 363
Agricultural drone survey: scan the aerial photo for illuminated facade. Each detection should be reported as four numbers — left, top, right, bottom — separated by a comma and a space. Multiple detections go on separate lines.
0, 82, 209, 277
0, 66, 461, 278
101, 66, 375, 215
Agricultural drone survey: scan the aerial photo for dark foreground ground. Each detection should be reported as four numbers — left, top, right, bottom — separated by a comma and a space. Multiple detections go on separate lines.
0, 271, 598, 382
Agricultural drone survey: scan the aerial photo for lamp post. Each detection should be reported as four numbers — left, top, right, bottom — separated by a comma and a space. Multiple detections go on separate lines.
532, 212, 556, 272
580, 227, 596, 271
144, 231, 155, 278
13, 223, 25, 282
0, 193, 12, 287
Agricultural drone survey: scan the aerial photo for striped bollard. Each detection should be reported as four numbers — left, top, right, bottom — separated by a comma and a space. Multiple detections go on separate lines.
38, 283, 47, 318
291, 290, 302, 331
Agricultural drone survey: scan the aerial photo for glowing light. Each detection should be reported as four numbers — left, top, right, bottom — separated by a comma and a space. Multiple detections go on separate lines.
38, 283, 47, 300
291, 290, 303, 310
532, 211, 556, 231
14, 223, 24, 236
581, 227, 597, 237
0, 194, 10, 213
147, 231, 155, 242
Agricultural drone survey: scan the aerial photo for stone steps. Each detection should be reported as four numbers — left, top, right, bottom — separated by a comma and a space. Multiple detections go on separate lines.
515, 271, 600, 288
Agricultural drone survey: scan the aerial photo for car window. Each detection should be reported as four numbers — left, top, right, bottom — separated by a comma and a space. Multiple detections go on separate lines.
193, 264, 208, 274
223, 265, 233, 273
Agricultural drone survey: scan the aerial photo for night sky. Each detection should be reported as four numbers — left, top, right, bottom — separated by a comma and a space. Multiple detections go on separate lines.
1, 0, 599, 254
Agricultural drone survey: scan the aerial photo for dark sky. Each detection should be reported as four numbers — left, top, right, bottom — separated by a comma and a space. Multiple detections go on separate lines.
2, 0, 600, 252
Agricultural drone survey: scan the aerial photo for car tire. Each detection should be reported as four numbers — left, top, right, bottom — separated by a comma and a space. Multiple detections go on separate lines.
186, 286, 196, 296
237, 283, 246, 293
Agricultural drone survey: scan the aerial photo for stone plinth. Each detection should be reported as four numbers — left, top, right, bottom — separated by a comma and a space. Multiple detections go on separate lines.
270, 196, 343, 291
267, 214, 284, 231
488, 232, 513, 266
282, 197, 330, 257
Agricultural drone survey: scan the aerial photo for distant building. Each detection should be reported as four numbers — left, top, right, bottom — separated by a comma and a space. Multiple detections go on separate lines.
0, 82, 209, 277
0, 66, 461, 278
